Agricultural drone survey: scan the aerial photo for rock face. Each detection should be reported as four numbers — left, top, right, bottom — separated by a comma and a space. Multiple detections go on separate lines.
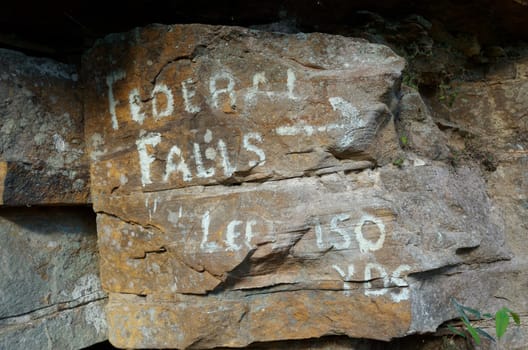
0, 48, 106, 350
83, 24, 513, 349
0, 207, 107, 349
0, 49, 89, 206
410, 53, 528, 348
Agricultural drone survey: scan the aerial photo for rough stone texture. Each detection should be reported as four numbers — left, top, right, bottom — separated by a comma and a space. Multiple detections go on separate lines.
0, 207, 107, 349
84, 24, 404, 196
399, 49, 528, 350
0, 302, 107, 350
82, 24, 517, 349
0, 49, 89, 206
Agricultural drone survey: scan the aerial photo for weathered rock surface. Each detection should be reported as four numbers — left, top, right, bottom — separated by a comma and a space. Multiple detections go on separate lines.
436, 52, 528, 350
0, 49, 88, 206
0, 207, 107, 349
84, 24, 404, 197
82, 24, 516, 349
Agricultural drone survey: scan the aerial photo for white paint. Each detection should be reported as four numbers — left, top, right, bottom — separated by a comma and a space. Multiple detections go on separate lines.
209, 71, 236, 109
225, 220, 243, 251
199, 215, 260, 253
200, 211, 221, 252
390, 265, 411, 302
153, 197, 158, 214
333, 265, 346, 278
330, 213, 352, 249
205, 147, 217, 160
181, 78, 201, 113
245, 220, 257, 248
170, 276, 179, 293
287, 68, 296, 98
218, 139, 236, 177
328, 96, 361, 127
330, 94, 360, 150
168, 208, 182, 226
164, 145, 192, 182
244, 72, 268, 108
120, 174, 128, 185
355, 214, 386, 254
136, 132, 161, 186
204, 129, 213, 143
363, 263, 411, 302
129, 88, 146, 124
243, 132, 266, 167
276, 124, 314, 136
252, 72, 267, 88
52, 133, 66, 152
275, 123, 345, 136
193, 143, 215, 178
314, 218, 324, 249
204, 130, 217, 160
151, 83, 174, 119
145, 196, 153, 221
364, 262, 390, 297
332, 264, 355, 296
145, 196, 158, 221
106, 70, 126, 130
315, 213, 385, 251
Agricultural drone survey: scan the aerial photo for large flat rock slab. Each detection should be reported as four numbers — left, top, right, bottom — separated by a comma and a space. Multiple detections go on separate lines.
83, 24, 510, 348
84, 24, 404, 198
0, 49, 89, 206
0, 207, 107, 349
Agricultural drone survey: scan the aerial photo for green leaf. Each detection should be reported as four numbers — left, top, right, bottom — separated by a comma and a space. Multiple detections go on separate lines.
451, 299, 475, 322
392, 158, 404, 168
460, 305, 482, 319
482, 313, 493, 319
451, 298, 482, 325
506, 309, 521, 325
511, 311, 521, 325
463, 319, 481, 345
496, 308, 510, 339
447, 324, 467, 338
476, 327, 495, 342
400, 135, 408, 146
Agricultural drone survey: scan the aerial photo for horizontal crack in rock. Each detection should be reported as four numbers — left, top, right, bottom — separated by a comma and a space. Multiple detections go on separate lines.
0, 293, 107, 326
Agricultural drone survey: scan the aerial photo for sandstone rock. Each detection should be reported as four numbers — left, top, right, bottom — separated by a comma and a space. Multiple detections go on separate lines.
0, 207, 107, 349
83, 24, 404, 199
427, 56, 528, 160
396, 86, 450, 160
83, 24, 513, 349
416, 50, 528, 350
100, 164, 510, 348
0, 49, 89, 206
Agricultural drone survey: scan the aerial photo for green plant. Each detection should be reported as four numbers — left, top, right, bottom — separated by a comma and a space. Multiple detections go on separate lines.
402, 71, 419, 90
400, 135, 409, 147
448, 298, 520, 349
392, 157, 404, 168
